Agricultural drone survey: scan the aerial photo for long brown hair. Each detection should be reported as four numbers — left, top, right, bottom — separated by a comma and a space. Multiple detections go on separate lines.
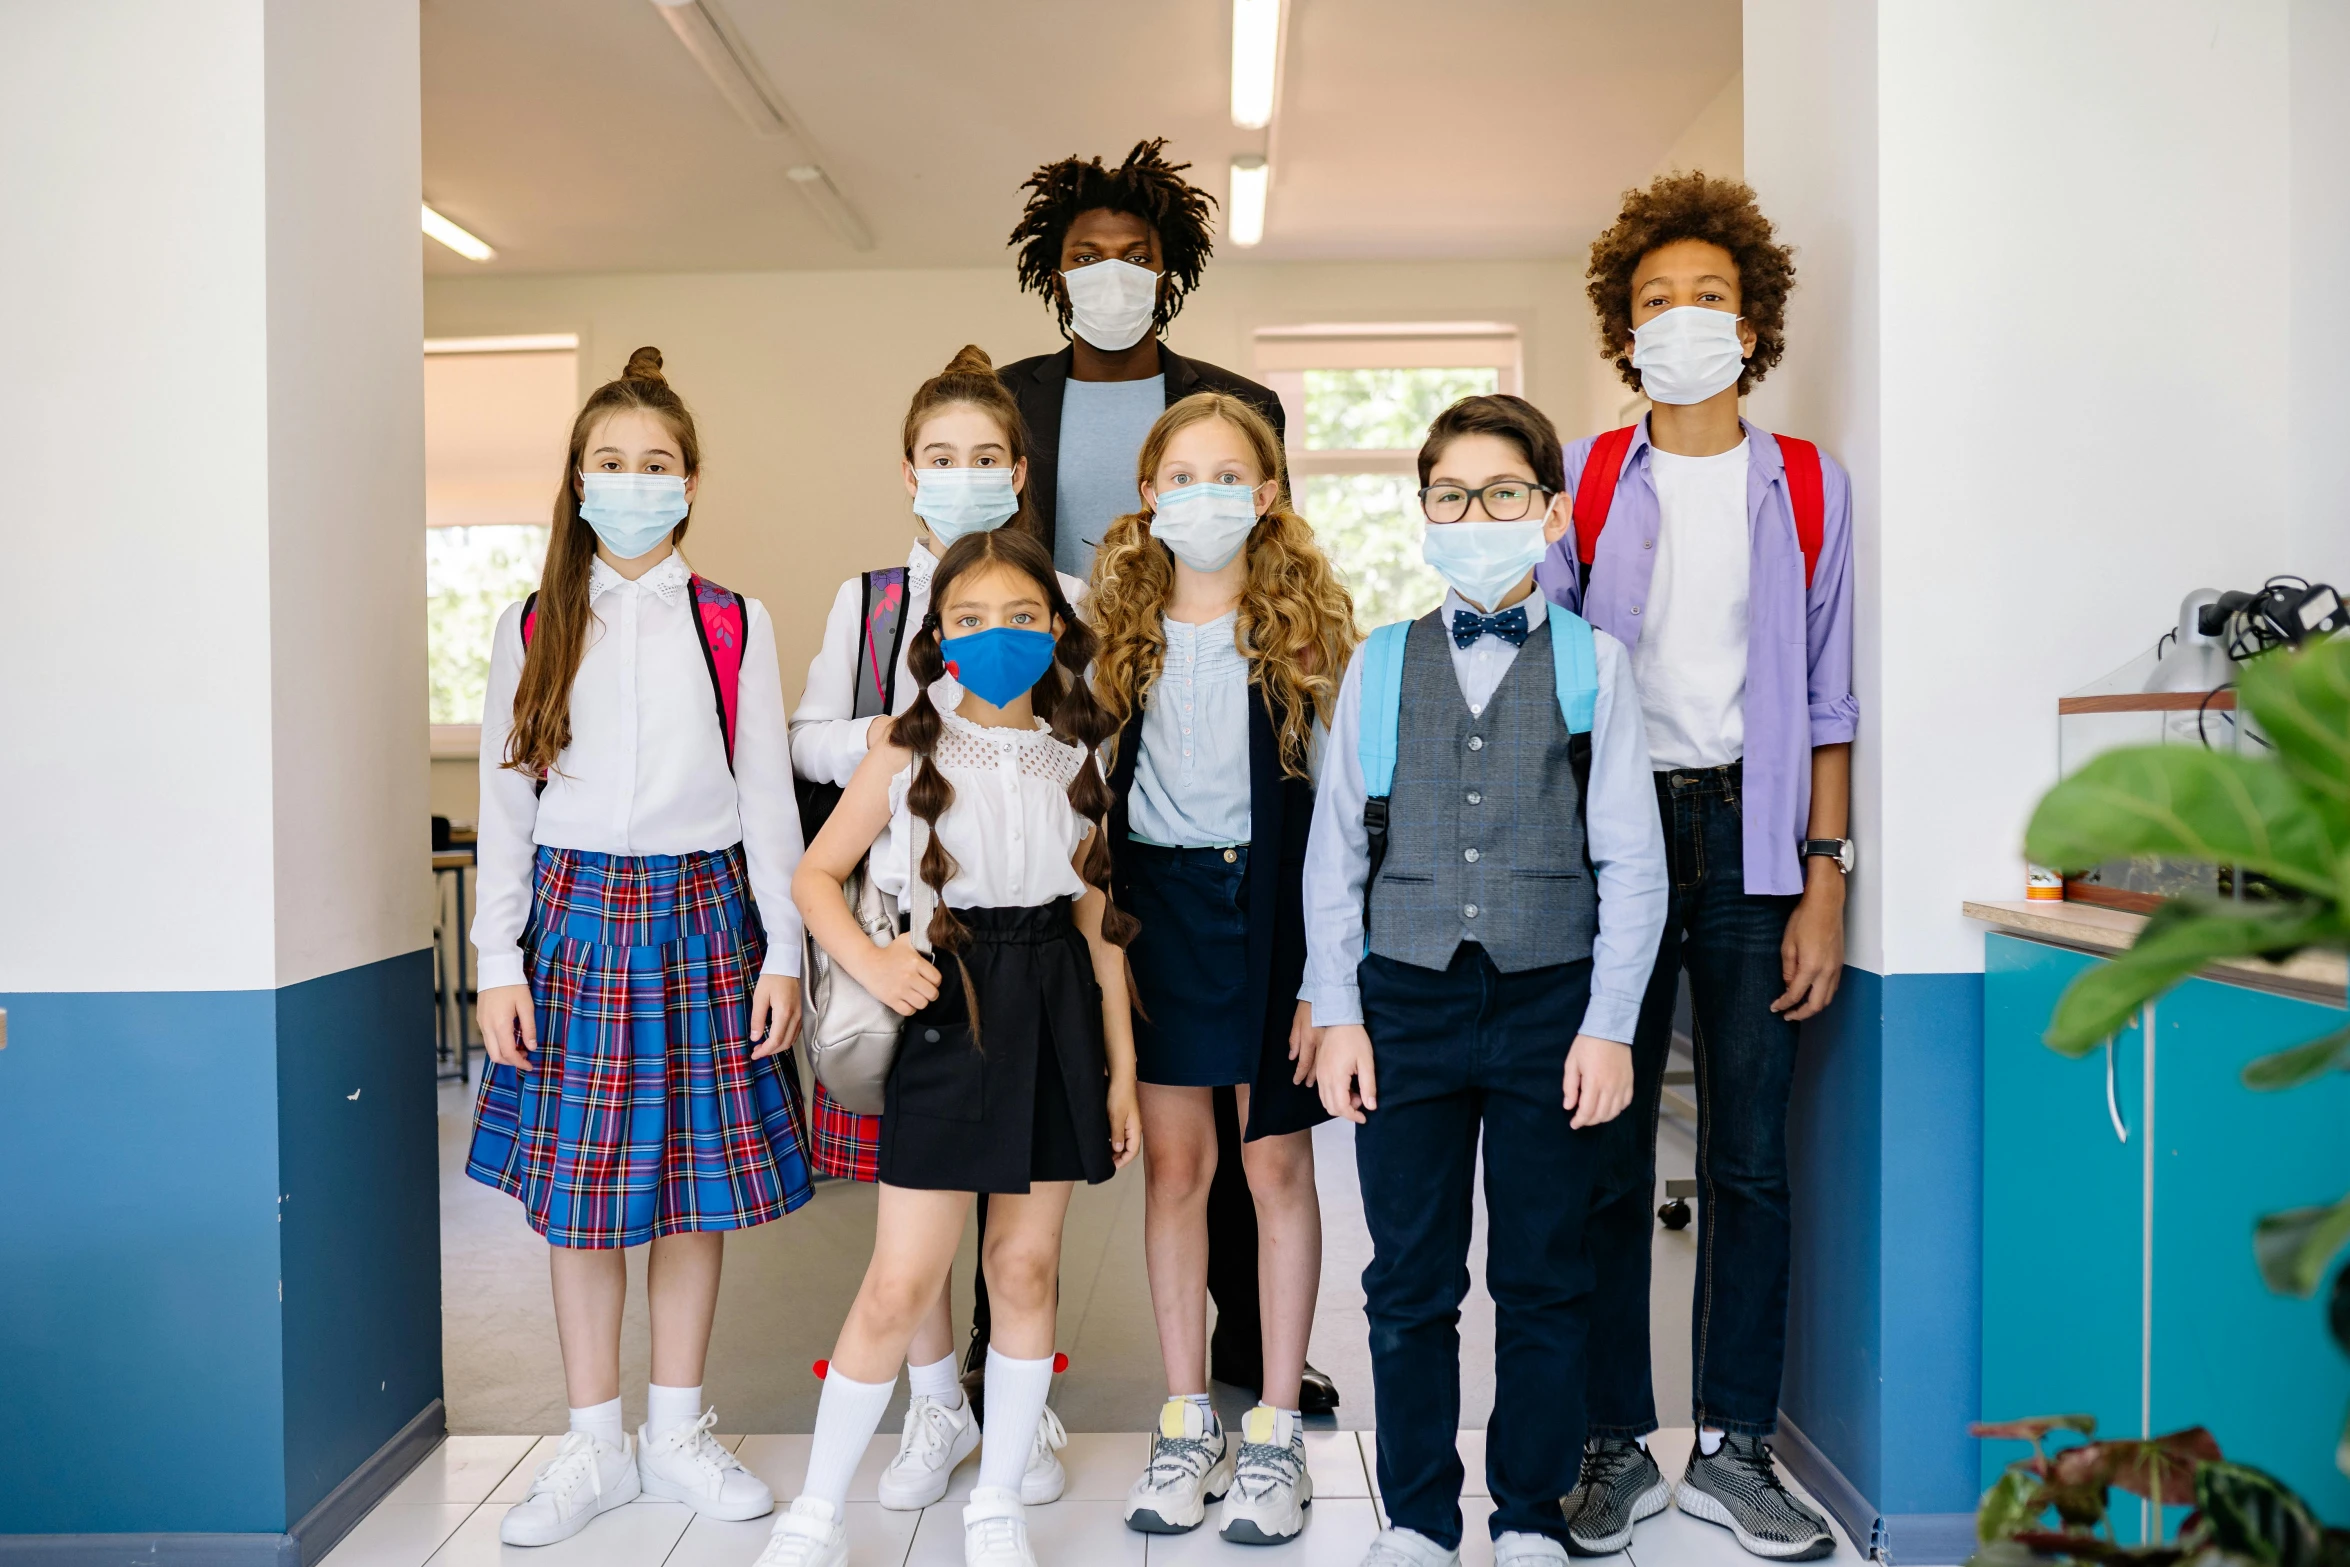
893, 530, 1138, 1028
902, 344, 1043, 546
1088, 393, 1357, 777
504, 347, 701, 779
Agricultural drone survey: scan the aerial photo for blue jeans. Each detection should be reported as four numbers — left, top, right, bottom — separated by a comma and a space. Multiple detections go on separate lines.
1584, 765, 1802, 1438
1356, 945, 1602, 1550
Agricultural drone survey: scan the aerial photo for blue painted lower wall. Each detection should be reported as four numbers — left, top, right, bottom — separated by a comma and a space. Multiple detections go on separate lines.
0, 952, 441, 1537
1782, 966, 1986, 1544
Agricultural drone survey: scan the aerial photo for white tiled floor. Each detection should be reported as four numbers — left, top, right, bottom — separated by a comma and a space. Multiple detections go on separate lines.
323, 1430, 1867, 1567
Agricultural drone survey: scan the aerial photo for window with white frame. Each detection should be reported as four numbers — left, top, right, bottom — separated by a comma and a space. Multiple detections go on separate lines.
1258, 323, 1522, 630
424, 335, 577, 754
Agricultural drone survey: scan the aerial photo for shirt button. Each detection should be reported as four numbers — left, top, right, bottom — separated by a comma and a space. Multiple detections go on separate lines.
1631, 604, 1643, 615
1463, 848, 1480, 863
1467, 736, 1484, 751
1464, 904, 1480, 919
1643, 538, 1654, 550
1470, 704, 1482, 717
1466, 791, 1482, 805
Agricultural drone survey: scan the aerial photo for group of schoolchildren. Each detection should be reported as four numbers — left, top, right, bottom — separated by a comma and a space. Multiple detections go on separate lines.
466, 143, 1859, 1567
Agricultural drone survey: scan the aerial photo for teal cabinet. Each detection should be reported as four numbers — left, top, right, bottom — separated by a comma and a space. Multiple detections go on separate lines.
1983, 932, 2350, 1529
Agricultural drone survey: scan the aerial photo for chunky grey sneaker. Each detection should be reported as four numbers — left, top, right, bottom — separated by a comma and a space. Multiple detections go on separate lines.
1561, 1436, 1670, 1553
1218, 1405, 1312, 1544
1675, 1435, 1835, 1560
1122, 1398, 1232, 1533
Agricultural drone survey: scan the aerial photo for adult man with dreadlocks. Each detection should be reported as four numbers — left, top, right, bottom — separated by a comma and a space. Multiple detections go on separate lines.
969, 139, 1340, 1424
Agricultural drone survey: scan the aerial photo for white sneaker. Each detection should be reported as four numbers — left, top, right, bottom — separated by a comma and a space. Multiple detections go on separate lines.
1360, 1526, 1464, 1566
1493, 1530, 1573, 1564
1220, 1405, 1312, 1544
638, 1409, 773, 1520
1021, 1405, 1068, 1505
751, 1496, 849, 1567
962, 1485, 1037, 1567
1122, 1397, 1233, 1534
878, 1392, 980, 1510
498, 1430, 640, 1546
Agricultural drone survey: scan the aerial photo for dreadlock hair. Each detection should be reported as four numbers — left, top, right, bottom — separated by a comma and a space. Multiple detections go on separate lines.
506, 346, 698, 780
893, 529, 1139, 1035
1009, 137, 1217, 340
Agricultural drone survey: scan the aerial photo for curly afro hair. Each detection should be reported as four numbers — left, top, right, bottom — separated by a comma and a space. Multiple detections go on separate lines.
1009, 138, 1218, 339
1587, 171, 1796, 396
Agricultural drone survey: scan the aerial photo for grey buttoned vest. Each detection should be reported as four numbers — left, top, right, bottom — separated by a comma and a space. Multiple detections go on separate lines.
1364, 612, 1598, 973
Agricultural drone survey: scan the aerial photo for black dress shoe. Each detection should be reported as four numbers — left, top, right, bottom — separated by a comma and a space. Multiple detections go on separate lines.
1299, 1363, 1341, 1416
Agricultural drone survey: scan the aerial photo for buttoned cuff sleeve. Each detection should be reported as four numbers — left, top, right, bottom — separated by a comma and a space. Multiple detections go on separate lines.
478, 951, 527, 993
1809, 694, 1859, 747
1576, 990, 1642, 1048
1302, 982, 1363, 1029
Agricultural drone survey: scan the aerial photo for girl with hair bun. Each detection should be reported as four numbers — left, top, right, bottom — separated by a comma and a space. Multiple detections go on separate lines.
775, 528, 1141, 1567
786, 344, 1087, 1514
470, 347, 811, 1546
1087, 391, 1355, 1547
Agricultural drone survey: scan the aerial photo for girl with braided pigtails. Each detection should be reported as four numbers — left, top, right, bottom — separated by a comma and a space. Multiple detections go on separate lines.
772, 529, 1142, 1567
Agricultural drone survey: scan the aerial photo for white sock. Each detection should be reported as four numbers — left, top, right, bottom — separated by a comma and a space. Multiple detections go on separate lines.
977, 1349, 1055, 1494
1183, 1392, 1214, 1417
1633, 1434, 1651, 1453
908, 1354, 963, 1408
569, 1396, 624, 1449
800, 1368, 897, 1513
646, 1382, 701, 1437
1699, 1428, 1725, 1456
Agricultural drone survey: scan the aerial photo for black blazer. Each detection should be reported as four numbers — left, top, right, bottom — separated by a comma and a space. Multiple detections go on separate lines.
1105, 688, 1328, 1142
996, 345, 1288, 565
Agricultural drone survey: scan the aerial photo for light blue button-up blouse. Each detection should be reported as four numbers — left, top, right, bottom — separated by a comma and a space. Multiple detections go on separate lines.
1128, 611, 1252, 848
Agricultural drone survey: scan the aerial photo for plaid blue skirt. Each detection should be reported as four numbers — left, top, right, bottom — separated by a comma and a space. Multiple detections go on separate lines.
467, 844, 814, 1248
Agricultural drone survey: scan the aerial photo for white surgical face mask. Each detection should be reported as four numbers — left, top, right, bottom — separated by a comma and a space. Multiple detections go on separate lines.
1420, 520, 1549, 611
1630, 305, 1748, 405
1062, 259, 1159, 351
577, 471, 688, 559
1150, 482, 1260, 572
912, 468, 1019, 544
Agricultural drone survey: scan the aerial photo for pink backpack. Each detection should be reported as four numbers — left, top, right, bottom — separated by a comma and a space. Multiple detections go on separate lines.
521, 574, 747, 770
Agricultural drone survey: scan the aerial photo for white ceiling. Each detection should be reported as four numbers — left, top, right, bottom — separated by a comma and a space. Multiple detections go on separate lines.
420, 0, 1740, 276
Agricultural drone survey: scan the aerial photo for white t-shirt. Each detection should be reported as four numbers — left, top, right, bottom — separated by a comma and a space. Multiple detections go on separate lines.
1632, 439, 1751, 770
873, 711, 1092, 910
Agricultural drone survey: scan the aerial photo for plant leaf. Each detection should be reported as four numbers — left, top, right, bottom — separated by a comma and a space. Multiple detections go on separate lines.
2254, 1195, 2350, 1298
2237, 638, 2350, 833
1976, 1415, 2101, 1443
2024, 748, 2341, 901
2105, 1431, 2224, 1505
2195, 1460, 2325, 1567
2243, 1025, 2350, 1091
2044, 905, 2346, 1055
1981, 1469, 2051, 1543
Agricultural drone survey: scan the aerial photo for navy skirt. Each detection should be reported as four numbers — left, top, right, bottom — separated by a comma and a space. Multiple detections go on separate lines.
1126, 842, 1258, 1087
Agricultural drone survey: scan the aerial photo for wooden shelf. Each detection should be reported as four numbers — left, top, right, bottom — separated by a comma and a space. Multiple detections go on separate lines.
1964, 899, 2345, 1006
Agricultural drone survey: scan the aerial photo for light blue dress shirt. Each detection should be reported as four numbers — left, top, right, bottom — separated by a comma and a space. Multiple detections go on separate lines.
1301, 588, 1669, 1041
1054, 374, 1166, 581
1129, 611, 1252, 848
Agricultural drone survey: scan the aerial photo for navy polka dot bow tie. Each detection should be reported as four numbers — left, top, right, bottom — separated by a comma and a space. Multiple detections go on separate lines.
1451, 604, 1530, 648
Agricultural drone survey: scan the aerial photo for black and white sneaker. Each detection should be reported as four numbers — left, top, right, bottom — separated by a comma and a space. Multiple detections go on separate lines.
1675, 1435, 1835, 1560
1561, 1436, 1670, 1554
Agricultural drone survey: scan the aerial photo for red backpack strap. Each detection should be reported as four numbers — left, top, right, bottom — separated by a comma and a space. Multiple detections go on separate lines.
1572, 425, 1640, 569
687, 573, 748, 768
520, 590, 539, 649
1775, 435, 1825, 589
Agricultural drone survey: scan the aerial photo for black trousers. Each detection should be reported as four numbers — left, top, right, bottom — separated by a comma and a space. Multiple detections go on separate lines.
969, 1085, 1261, 1372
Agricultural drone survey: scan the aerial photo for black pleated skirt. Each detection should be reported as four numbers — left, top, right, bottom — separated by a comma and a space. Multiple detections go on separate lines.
877, 900, 1117, 1194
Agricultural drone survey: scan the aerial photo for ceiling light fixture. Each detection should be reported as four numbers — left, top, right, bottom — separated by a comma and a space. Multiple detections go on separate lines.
1228, 157, 1269, 247
648, 0, 875, 252
421, 204, 495, 262
1230, 0, 1282, 129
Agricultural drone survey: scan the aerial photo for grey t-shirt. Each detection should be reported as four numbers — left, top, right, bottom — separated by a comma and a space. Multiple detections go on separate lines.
1054, 373, 1165, 581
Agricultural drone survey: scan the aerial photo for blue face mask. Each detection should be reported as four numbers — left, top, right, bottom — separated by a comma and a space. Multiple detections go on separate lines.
939, 625, 1058, 710
578, 472, 689, 559
1420, 519, 1549, 611
912, 469, 1020, 544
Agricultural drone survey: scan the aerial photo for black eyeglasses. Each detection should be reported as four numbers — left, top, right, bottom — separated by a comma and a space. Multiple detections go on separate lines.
1419, 480, 1553, 524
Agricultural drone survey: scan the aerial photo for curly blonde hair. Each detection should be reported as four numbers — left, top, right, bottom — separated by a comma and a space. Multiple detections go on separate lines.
1088, 393, 1357, 778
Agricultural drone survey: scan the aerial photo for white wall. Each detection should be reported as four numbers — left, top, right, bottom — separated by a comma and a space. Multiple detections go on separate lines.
0, 0, 428, 992
2289, 0, 2350, 592
1750, 0, 2298, 977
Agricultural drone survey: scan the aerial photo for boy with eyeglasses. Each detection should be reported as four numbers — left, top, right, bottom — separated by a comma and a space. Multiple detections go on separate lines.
1536, 171, 1856, 1562
1305, 395, 1667, 1566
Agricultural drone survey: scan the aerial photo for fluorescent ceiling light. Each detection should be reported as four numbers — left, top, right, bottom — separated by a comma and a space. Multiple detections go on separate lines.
1228, 157, 1268, 247
1231, 0, 1281, 129
424, 334, 579, 355
786, 164, 875, 252
421, 204, 495, 262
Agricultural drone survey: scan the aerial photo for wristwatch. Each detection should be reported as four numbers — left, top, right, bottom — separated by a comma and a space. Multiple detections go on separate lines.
1802, 837, 1856, 875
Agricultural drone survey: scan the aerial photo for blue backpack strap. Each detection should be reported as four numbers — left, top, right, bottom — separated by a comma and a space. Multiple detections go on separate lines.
1355, 620, 1414, 939
1548, 608, 1598, 734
